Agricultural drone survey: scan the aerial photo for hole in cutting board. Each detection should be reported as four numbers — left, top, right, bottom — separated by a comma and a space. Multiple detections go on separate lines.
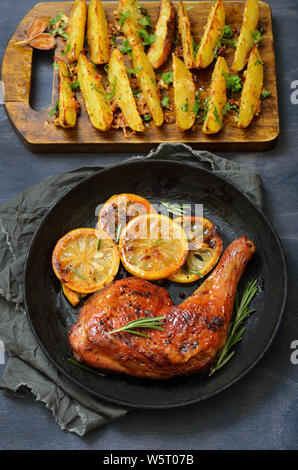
29, 48, 55, 111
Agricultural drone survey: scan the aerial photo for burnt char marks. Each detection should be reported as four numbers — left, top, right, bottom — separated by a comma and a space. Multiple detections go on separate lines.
206, 316, 224, 332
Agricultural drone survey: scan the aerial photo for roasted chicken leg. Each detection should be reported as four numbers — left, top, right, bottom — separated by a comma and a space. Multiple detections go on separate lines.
69, 236, 255, 379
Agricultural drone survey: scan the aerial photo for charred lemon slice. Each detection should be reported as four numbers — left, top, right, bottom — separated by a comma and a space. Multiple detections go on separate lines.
168, 216, 222, 283
98, 193, 156, 242
62, 283, 86, 307
119, 214, 189, 280
52, 228, 120, 294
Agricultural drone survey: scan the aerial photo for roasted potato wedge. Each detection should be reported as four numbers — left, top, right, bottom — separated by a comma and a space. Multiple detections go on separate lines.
119, 0, 142, 47
231, 0, 259, 72
172, 54, 196, 131
65, 0, 87, 62
131, 43, 164, 127
147, 0, 175, 69
178, 0, 195, 69
195, 0, 225, 69
202, 56, 229, 134
77, 54, 113, 131
57, 60, 78, 128
108, 48, 144, 132
237, 45, 263, 128
87, 0, 110, 64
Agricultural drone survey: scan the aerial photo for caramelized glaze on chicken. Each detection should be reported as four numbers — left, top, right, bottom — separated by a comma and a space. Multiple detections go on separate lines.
69, 236, 255, 379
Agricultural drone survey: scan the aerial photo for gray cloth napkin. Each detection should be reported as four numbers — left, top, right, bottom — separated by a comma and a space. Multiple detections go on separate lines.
0, 143, 262, 436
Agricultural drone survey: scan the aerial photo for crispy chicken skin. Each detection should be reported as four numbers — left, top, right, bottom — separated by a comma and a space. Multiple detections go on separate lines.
69, 236, 255, 379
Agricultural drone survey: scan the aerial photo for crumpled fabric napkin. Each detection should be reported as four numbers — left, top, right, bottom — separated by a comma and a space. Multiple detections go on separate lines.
0, 143, 262, 436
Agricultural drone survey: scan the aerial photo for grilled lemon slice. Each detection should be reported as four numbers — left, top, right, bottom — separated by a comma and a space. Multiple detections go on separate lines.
62, 283, 86, 307
119, 214, 189, 280
98, 193, 156, 242
52, 228, 120, 294
168, 216, 222, 283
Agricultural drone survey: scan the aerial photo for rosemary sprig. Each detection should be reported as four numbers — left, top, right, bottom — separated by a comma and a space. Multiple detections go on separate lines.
69, 266, 87, 280
209, 278, 258, 376
188, 269, 203, 278
108, 316, 166, 338
67, 358, 105, 376
151, 238, 167, 248
160, 201, 189, 216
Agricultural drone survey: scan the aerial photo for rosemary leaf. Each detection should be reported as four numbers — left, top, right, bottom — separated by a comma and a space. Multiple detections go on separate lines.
160, 201, 189, 216
108, 316, 166, 337
69, 266, 87, 280
97, 238, 102, 251
209, 278, 258, 376
67, 358, 106, 376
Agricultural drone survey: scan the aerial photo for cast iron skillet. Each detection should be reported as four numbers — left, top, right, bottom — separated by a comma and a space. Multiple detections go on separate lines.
24, 160, 287, 409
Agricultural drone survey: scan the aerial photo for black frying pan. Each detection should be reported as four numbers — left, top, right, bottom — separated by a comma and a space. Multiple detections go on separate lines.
24, 160, 287, 408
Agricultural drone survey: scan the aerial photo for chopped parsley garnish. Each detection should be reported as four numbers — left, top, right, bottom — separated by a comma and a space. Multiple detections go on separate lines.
106, 77, 117, 101
138, 29, 156, 46
181, 100, 189, 112
49, 12, 64, 26
222, 24, 233, 38
120, 39, 132, 58
193, 41, 200, 55
161, 95, 170, 108
212, 104, 223, 126
140, 16, 151, 26
48, 101, 59, 117
187, 5, 195, 10
223, 72, 243, 94
250, 29, 263, 44
62, 43, 71, 56
111, 34, 117, 48
126, 66, 142, 75
132, 89, 141, 98
222, 102, 239, 115
119, 10, 130, 28
69, 80, 80, 90
143, 114, 152, 121
255, 58, 264, 66
193, 92, 202, 117
261, 89, 272, 99
161, 71, 173, 85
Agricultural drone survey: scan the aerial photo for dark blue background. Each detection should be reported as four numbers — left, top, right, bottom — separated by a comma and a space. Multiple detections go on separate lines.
0, 0, 297, 450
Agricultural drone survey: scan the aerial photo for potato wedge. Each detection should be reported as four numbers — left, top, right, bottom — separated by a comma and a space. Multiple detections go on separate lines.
57, 60, 78, 128
231, 0, 259, 72
131, 43, 164, 127
77, 54, 113, 131
202, 56, 229, 134
178, 0, 195, 69
195, 0, 225, 69
147, 0, 175, 69
172, 54, 196, 131
87, 0, 109, 64
108, 48, 144, 132
237, 45, 263, 128
65, 0, 87, 62
119, 0, 142, 47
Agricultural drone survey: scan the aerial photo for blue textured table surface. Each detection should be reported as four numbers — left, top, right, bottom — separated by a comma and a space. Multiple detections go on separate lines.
0, 0, 297, 450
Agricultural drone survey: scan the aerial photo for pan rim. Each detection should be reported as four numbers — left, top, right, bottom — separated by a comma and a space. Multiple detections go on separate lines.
23, 159, 288, 409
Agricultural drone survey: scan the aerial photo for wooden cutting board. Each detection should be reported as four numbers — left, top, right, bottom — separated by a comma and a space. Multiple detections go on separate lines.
1, 1, 279, 152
